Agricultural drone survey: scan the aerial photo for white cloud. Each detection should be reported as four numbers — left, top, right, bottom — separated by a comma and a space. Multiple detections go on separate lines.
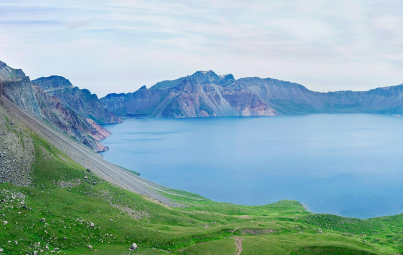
1, 0, 403, 97
373, 15, 403, 32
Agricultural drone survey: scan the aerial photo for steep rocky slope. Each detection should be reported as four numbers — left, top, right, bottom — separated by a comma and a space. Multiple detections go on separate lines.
0, 61, 110, 152
0, 94, 182, 205
0, 61, 42, 117
101, 70, 403, 118
33, 76, 122, 124
33, 84, 111, 151
0, 105, 34, 186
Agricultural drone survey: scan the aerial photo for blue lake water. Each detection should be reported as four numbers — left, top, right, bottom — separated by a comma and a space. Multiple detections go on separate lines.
101, 114, 403, 219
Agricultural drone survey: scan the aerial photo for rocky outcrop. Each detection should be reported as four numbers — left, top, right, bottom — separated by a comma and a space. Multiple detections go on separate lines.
32, 76, 73, 92
86, 119, 112, 141
2, 77, 43, 117
33, 76, 121, 124
0, 62, 42, 117
101, 70, 403, 117
0, 61, 26, 81
0, 61, 110, 152
222, 90, 276, 116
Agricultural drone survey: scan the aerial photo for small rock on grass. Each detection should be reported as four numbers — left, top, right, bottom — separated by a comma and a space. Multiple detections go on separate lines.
129, 243, 138, 250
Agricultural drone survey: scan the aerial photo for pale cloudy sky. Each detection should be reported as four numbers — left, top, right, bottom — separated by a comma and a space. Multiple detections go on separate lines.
1, 0, 403, 97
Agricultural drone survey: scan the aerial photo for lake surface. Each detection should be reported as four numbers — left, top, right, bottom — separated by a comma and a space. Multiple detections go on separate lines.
101, 114, 403, 219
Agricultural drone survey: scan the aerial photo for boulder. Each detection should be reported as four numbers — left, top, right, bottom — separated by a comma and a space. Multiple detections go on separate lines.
129, 243, 138, 250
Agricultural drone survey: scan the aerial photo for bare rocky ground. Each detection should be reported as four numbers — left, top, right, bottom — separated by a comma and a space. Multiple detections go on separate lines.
1, 97, 183, 206
0, 105, 34, 186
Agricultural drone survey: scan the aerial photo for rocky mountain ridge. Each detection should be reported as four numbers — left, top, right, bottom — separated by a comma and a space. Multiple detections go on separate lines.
33, 76, 122, 124
101, 70, 403, 117
0, 61, 111, 152
4, 60, 403, 150
101, 70, 277, 118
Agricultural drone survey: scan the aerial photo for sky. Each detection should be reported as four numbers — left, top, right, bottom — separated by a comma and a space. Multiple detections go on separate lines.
1, 0, 403, 97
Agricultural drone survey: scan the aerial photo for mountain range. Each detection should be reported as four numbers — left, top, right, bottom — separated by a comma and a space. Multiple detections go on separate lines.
101, 70, 403, 118
2, 59, 403, 152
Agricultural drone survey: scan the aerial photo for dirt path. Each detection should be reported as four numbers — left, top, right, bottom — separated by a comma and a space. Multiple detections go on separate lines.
234, 237, 244, 255
3, 98, 186, 206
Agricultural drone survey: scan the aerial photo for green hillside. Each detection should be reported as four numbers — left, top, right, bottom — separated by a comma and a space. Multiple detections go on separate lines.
1, 107, 402, 254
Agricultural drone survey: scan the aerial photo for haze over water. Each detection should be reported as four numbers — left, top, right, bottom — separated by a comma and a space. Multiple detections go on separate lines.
101, 114, 403, 219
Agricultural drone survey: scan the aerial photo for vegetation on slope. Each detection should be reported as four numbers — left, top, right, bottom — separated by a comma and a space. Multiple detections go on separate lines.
1, 110, 403, 254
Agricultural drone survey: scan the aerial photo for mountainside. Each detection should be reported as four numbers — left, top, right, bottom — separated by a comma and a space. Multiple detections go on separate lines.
101, 71, 277, 118
33, 76, 122, 124
0, 61, 111, 152
101, 70, 403, 118
0, 61, 42, 117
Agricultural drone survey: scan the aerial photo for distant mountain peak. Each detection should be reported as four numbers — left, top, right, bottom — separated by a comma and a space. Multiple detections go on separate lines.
191, 70, 217, 76
138, 85, 147, 91
222, 74, 235, 83
187, 70, 222, 84
33, 75, 74, 92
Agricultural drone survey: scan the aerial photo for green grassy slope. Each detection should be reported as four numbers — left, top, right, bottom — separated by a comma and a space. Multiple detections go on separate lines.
1, 115, 403, 254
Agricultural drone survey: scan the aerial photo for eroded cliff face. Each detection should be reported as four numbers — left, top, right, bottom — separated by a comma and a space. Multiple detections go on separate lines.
86, 118, 112, 141
33, 85, 111, 152
3, 78, 43, 117
0, 62, 43, 117
222, 90, 276, 116
0, 61, 110, 152
33, 76, 122, 124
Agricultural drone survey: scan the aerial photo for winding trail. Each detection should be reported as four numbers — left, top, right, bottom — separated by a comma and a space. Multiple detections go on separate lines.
3, 98, 187, 206
234, 237, 244, 255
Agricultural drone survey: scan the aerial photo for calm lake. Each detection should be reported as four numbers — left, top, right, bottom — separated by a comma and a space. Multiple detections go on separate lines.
101, 114, 403, 219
